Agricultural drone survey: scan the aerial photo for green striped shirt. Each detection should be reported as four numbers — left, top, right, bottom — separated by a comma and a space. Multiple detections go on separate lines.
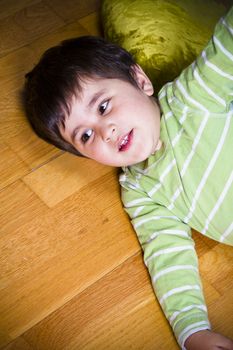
120, 7, 233, 349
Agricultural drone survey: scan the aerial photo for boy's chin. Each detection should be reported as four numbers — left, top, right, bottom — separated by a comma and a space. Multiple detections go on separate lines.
123, 154, 151, 167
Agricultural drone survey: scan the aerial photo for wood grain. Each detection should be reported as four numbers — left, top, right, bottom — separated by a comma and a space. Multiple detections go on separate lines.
43, 0, 101, 23
0, 1, 232, 349
23, 154, 114, 207
0, 143, 29, 190
0, 2, 65, 58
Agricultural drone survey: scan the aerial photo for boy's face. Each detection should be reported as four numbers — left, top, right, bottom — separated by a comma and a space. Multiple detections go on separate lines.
60, 65, 161, 167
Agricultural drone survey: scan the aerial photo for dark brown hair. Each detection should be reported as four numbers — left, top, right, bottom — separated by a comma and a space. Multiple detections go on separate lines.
24, 36, 137, 155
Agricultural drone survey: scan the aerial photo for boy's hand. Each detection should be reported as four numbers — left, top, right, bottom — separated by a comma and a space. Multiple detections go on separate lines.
184, 330, 233, 350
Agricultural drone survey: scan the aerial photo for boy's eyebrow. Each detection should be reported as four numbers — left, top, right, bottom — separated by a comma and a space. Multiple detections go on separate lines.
87, 89, 107, 108
71, 127, 79, 143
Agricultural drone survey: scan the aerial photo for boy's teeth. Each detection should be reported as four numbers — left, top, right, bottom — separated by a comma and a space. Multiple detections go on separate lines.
122, 136, 128, 145
120, 135, 129, 148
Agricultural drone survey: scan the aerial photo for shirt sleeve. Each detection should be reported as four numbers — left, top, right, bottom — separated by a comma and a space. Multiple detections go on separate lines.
161, 6, 233, 114
121, 183, 210, 349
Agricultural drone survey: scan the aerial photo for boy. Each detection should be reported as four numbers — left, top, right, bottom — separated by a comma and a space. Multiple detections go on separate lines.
24, 6, 233, 350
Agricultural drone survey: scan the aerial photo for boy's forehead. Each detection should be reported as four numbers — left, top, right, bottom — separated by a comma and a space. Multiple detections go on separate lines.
77, 77, 108, 98
71, 76, 137, 111
74, 80, 109, 106
79, 76, 134, 97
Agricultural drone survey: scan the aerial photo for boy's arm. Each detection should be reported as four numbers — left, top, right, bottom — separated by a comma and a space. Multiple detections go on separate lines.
121, 184, 210, 349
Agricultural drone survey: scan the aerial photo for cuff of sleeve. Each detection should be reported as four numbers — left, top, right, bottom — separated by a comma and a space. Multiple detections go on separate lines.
173, 312, 211, 348
181, 323, 211, 350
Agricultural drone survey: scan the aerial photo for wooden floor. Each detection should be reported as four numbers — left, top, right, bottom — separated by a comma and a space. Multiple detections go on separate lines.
0, 1, 233, 349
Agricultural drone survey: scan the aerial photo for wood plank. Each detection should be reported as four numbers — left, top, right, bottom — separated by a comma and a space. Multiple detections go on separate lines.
0, 0, 40, 20
22, 254, 178, 350
44, 0, 101, 23
0, 183, 139, 347
191, 230, 218, 257
209, 288, 233, 338
21, 252, 226, 350
0, 96, 29, 144
1, 337, 33, 350
5, 128, 62, 170
79, 12, 103, 36
27, 21, 89, 61
0, 180, 47, 235
199, 244, 233, 295
0, 143, 29, 190
0, 1, 65, 58
0, 21, 88, 97
23, 154, 114, 207
80, 168, 121, 212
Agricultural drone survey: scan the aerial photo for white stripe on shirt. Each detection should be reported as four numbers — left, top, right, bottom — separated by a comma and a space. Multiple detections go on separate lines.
132, 206, 144, 218
176, 79, 209, 112
193, 65, 226, 107
172, 128, 184, 147
149, 159, 176, 197
184, 111, 232, 223
172, 106, 189, 147
203, 170, 233, 234
202, 50, 233, 81
147, 229, 189, 243
159, 285, 200, 305
134, 215, 179, 229
168, 185, 183, 211
153, 265, 198, 283
213, 35, 233, 62
165, 111, 173, 120
125, 197, 152, 208
146, 245, 194, 265
169, 112, 209, 210
222, 18, 233, 35
169, 304, 207, 324
220, 221, 233, 242
180, 113, 209, 178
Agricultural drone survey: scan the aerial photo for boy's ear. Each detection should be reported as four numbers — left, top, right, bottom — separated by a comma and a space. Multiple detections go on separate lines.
131, 64, 154, 96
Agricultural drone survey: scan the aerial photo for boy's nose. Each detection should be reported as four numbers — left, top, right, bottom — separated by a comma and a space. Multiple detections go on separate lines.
102, 123, 117, 143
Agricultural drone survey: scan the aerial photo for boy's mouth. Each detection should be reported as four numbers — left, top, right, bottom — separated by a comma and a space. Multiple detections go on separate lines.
118, 129, 133, 152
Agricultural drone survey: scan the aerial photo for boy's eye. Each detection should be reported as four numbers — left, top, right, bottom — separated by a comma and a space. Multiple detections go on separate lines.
99, 100, 108, 115
81, 129, 93, 143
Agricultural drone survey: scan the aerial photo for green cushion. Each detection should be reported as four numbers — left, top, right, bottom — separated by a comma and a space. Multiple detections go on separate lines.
101, 0, 228, 93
